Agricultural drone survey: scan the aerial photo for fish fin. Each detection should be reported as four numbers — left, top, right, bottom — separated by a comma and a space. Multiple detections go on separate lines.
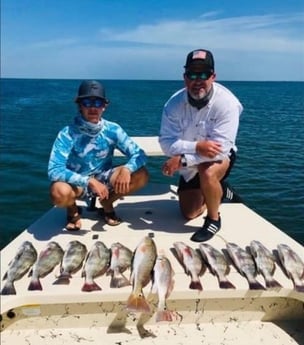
28, 278, 43, 291
126, 292, 150, 313
156, 310, 173, 322
53, 273, 71, 285
110, 274, 131, 288
81, 281, 102, 292
1, 282, 16, 295
265, 278, 282, 290
189, 279, 203, 291
219, 279, 236, 289
2, 272, 7, 280
248, 279, 265, 290
294, 284, 304, 293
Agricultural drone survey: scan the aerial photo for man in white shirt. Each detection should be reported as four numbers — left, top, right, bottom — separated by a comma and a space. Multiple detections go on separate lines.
159, 49, 243, 242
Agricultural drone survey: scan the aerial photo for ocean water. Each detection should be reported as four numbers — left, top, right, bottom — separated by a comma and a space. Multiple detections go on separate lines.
0, 79, 303, 249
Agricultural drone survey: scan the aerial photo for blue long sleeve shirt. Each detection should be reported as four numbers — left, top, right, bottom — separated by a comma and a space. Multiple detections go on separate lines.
48, 118, 147, 188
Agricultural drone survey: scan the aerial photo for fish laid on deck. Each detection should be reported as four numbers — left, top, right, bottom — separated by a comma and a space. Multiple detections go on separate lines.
126, 236, 157, 313
151, 254, 175, 322
226, 242, 265, 290
107, 242, 132, 288
81, 241, 111, 292
199, 243, 235, 289
1, 241, 37, 295
53, 240, 87, 285
249, 240, 282, 290
277, 243, 304, 292
28, 241, 64, 291
173, 241, 204, 291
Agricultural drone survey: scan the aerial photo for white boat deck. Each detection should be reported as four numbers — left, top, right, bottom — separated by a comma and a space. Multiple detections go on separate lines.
1, 137, 303, 344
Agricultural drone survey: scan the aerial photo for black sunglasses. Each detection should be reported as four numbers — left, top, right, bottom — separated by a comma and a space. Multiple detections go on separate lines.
185, 71, 213, 81
79, 98, 105, 108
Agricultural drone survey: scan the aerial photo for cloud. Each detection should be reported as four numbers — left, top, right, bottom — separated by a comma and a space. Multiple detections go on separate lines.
2, 12, 304, 80
99, 13, 304, 53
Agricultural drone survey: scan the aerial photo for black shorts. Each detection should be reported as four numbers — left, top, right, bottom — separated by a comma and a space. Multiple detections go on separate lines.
178, 149, 236, 192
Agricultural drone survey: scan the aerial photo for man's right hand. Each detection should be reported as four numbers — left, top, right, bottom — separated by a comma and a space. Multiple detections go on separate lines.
88, 177, 109, 200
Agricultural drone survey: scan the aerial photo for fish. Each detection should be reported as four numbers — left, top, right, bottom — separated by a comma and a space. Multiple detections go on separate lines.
277, 243, 304, 292
151, 254, 175, 322
249, 240, 282, 290
1, 241, 37, 295
81, 241, 110, 292
126, 236, 157, 313
199, 243, 235, 289
173, 241, 204, 291
226, 242, 265, 290
28, 241, 64, 291
107, 242, 132, 288
53, 240, 87, 285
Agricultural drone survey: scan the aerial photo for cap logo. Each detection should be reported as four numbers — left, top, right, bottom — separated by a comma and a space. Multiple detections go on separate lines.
193, 50, 207, 59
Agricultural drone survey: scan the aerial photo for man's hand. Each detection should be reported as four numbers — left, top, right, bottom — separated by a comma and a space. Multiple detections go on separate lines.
88, 177, 109, 200
196, 140, 222, 158
111, 166, 131, 194
162, 156, 181, 176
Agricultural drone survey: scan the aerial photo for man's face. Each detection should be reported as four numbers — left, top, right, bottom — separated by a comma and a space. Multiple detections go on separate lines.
78, 97, 106, 124
184, 66, 215, 100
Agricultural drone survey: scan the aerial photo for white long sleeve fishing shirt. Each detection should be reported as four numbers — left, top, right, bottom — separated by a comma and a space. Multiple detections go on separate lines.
159, 82, 243, 182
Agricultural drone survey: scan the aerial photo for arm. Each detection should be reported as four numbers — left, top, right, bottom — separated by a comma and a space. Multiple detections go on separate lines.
47, 128, 90, 188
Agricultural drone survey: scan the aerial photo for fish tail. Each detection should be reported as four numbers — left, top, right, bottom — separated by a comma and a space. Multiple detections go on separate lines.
265, 278, 282, 290
110, 274, 130, 288
81, 281, 102, 292
53, 273, 71, 285
219, 278, 236, 289
28, 278, 43, 291
248, 279, 265, 290
189, 279, 203, 291
0, 281, 16, 295
126, 292, 150, 313
156, 310, 173, 322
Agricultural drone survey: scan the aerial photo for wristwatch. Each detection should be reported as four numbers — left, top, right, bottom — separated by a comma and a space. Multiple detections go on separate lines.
180, 154, 187, 167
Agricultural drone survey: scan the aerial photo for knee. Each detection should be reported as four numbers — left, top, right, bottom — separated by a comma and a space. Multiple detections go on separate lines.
133, 166, 149, 188
49, 182, 74, 207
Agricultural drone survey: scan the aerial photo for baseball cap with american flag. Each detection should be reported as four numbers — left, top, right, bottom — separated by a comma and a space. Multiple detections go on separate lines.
184, 49, 214, 71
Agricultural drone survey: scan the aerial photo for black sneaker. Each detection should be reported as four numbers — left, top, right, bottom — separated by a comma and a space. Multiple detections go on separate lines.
190, 215, 221, 242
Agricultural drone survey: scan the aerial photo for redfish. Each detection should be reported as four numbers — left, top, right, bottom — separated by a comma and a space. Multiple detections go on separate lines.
151, 254, 175, 322
126, 236, 157, 313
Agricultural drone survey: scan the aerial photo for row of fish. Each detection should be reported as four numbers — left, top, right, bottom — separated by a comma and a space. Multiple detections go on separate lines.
1, 237, 304, 318
174, 241, 304, 293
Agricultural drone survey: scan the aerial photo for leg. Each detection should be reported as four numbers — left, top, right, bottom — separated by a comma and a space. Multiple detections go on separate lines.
191, 159, 230, 242
177, 174, 206, 220
198, 159, 230, 220
50, 181, 84, 230
100, 166, 149, 225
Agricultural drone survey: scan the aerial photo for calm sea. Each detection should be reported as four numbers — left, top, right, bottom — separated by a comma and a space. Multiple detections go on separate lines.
0, 79, 303, 250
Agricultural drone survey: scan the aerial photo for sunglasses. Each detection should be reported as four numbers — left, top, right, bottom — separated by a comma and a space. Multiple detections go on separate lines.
185, 71, 213, 81
79, 98, 105, 108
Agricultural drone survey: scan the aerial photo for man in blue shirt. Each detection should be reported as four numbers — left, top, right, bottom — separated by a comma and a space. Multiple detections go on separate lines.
48, 80, 148, 230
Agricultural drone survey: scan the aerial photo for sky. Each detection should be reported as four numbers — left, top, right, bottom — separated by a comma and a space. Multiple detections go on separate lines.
1, 0, 304, 81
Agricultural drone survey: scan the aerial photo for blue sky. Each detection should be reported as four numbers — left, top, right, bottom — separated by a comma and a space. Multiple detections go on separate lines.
1, 0, 304, 81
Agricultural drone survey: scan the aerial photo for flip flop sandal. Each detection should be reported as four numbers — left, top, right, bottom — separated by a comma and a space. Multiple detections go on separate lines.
66, 206, 82, 231
99, 208, 122, 226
